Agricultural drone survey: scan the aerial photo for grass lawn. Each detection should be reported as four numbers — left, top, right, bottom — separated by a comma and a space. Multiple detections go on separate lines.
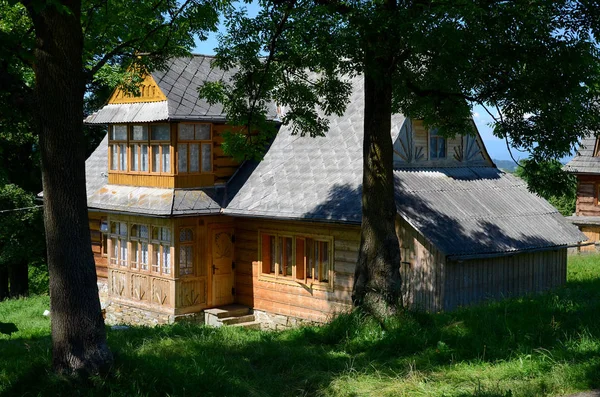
2, 255, 600, 396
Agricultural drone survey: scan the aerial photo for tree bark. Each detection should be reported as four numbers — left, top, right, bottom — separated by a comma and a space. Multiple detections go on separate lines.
0, 267, 8, 301
352, 48, 402, 319
8, 260, 28, 298
23, 0, 113, 375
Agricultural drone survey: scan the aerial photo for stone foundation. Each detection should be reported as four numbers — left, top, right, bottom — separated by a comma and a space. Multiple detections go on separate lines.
253, 309, 318, 331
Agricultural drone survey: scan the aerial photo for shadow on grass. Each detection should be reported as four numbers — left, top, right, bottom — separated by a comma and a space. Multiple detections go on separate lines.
3, 267, 600, 396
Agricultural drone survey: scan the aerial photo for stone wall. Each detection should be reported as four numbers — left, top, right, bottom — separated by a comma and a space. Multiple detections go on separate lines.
252, 309, 319, 331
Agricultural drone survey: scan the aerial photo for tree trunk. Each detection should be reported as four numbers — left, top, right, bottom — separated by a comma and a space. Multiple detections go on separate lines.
352, 49, 402, 319
0, 267, 8, 301
8, 260, 28, 298
24, 0, 113, 375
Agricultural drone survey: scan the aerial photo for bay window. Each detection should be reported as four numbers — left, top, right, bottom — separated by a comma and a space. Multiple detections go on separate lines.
177, 123, 212, 173
152, 226, 172, 275
109, 125, 127, 171
107, 123, 172, 174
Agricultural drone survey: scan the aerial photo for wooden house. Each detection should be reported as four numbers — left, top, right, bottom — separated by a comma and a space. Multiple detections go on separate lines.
82, 55, 585, 327
565, 136, 600, 252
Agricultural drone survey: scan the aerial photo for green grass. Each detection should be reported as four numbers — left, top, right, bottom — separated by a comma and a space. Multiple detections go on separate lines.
2, 255, 600, 396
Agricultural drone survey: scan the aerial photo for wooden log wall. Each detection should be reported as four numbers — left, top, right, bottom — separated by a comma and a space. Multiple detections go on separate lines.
233, 218, 358, 323
395, 215, 445, 312
579, 226, 600, 252
576, 175, 600, 216
89, 211, 108, 279
443, 248, 567, 310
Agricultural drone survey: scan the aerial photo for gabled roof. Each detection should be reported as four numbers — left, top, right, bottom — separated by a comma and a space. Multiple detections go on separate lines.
84, 134, 223, 216
225, 76, 586, 258
564, 135, 600, 174
394, 167, 585, 258
85, 55, 277, 124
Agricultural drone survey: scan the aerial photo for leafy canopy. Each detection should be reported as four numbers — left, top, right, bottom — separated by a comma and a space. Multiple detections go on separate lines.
200, 0, 600, 169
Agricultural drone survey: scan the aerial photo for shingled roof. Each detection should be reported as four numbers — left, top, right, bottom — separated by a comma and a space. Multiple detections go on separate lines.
564, 135, 600, 174
225, 77, 586, 258
85, 55, 277, 124
84, 134, 223, 216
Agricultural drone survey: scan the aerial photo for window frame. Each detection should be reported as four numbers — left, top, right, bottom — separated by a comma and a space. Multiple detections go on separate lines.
178, 227, 195, 277
176, 122, 213, 175
429, 129, 447, 160
108, 221, 128, 268
130, 224, 150, 272
107, 123, 173, 175
258, 230, 334, 290
151, 226, 172, 276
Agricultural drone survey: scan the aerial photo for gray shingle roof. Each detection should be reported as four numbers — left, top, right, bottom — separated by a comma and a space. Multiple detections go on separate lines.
566, 215, 600, 226
84, 133, 222, 216
564, 135, 600, 174
395, 167, 586, 258
225, 76, 585, 258
85, 55, 277, 124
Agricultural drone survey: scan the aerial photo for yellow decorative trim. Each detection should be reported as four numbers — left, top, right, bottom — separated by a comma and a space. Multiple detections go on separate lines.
108, 73, 167, 104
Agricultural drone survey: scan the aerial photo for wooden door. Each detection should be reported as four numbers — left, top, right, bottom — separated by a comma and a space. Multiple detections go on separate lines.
211, 226, 235, 306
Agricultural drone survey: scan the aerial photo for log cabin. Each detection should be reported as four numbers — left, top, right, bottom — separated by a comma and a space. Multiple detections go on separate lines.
82, 54, 585, 328
565, 136, 600, 252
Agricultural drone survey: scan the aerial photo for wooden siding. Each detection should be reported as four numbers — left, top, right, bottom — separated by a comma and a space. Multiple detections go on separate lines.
394, 120, 492, 168
396, 215, 445, 312
108, 73, 167, 104
443, 249, 567, 310
89, 211, 108, 279
580, 226, 600, 252
233, 218, 358, 323
213, 124, 242, 184
576, 175, 600, 216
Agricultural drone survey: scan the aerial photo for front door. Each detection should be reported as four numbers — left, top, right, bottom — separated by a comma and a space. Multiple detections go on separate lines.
210, 226, 235, 306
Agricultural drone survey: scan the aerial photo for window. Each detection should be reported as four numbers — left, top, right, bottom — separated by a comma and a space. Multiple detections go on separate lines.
429, 129, 446, 159
177, 123, 212, 173
109, 221, 128, 267
152, 226, 172, 275
260, 232, 332, 287
131, 224, 149, 271
108, 124, 172, 174
100, 219, 108, 258
109, 125, 127, 171
179, 228, 194, 276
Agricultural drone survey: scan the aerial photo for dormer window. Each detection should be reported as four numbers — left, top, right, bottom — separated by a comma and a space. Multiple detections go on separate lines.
429, 129, 446, 159
177, 123, 212, 174
108, 124, 172, 174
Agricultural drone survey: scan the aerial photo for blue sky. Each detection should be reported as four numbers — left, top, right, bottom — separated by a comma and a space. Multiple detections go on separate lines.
194, 7, 531, 163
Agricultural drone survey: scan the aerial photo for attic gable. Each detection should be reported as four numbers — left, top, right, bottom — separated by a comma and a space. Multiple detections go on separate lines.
393, 119, 493, 168
108, 73, 167, 104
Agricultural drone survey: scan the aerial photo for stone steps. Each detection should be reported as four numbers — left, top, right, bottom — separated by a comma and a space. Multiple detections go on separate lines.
204, 304, 259, 329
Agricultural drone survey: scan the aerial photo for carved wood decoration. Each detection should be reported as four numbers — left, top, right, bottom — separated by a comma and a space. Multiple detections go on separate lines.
393, 119, 425, 164
454, 134, 483, 163
176, 279, 207, 307
110, 270, 127, 297
214, 232, 233, 259
131, 274, 150, 301
152, 278, 171, 306
108, 73, 167, 104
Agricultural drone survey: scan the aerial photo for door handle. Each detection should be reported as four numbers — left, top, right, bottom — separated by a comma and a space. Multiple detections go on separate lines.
212, 264, 216, 274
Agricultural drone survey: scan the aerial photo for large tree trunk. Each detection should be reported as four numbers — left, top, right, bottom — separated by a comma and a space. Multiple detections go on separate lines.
0, 267, 8, 301
352, 49, 402, 319
24, 0, 112, 375
8, 260, 28, 298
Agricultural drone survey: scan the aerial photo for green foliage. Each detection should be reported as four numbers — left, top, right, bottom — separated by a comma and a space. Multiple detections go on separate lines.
0, 184, 44, 268
3, 256, 600, 395
514, 159, 577, 216
201, 0, 600, 165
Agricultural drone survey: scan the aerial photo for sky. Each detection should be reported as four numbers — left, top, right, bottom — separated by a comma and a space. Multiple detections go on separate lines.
193, 5, 533, 163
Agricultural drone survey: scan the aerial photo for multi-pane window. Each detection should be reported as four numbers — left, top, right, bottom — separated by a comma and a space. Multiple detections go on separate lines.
179, 228, 194, 276
429, 129, 446, 159
177, 123, 212, 174
108, 124, 172, 174
109, 222, 128, 267
131, 224, 149, 271
152, 226, 172, 275
261, 232, 332, 285
151, 124, 171, 173
109, 125, 128, 171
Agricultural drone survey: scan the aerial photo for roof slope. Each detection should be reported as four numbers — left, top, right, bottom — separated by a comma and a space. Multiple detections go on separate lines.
394, 167, 585, 258
84, 133, 222, 216
564, 135, 600, 174
85, 55, 277, 124
225, 77, 405, 223
225, 77, 585, 257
